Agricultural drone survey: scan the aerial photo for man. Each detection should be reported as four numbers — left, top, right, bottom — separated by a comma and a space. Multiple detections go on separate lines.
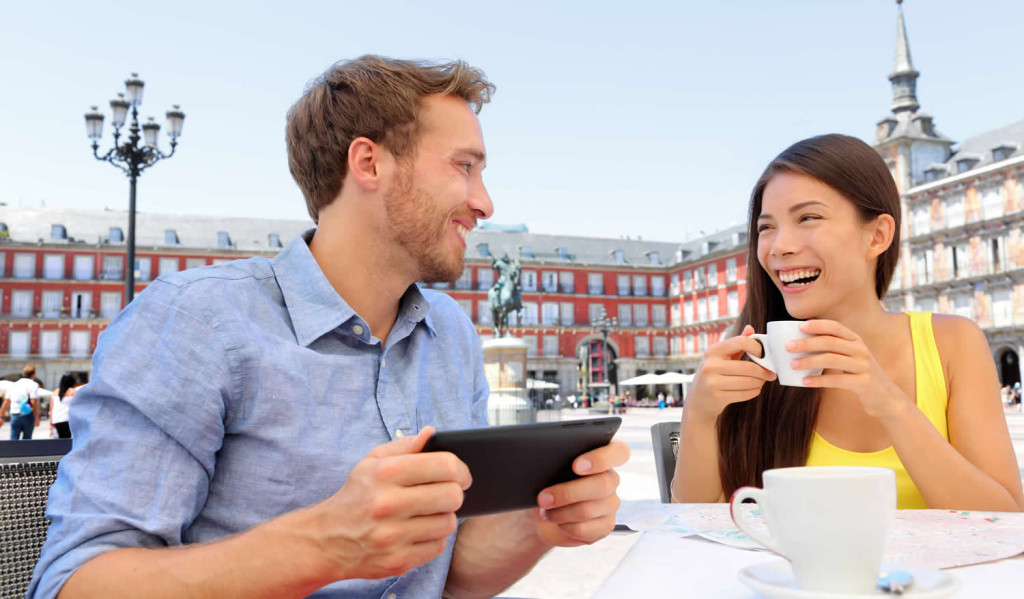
1, 364, 40, 440
30, 55, 628, 598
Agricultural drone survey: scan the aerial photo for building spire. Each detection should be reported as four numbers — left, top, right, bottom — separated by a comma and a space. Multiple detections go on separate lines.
889, 0, 920, 113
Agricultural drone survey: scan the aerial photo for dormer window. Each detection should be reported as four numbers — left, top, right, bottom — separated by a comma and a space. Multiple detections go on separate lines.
51, 224, 67, 241
646, 251, 661, 265
165, 229, 180, 245
992, 144, 1018, 162
612, 249, 626, 264
109, 227, 124, 243
923, 164, 947, 182
701, 241, 718, 256
518, 245, 534, 259
477, 242, 490, 258
956, 158, 978, 173
217, 231, 232, 248
268, 233, 283, 248
556, 247, 571, 259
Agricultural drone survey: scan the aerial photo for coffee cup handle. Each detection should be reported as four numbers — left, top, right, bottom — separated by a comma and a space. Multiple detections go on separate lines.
729, 486, 784, 555
744, 333, 774, 372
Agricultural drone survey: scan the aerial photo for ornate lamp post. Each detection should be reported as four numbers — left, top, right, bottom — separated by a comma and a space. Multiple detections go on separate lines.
589, 308, 617, 406
84, 73, 185, 303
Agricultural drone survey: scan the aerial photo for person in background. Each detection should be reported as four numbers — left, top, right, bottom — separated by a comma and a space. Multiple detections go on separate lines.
49, 373, 78, 439
1, 365, 41, 440
673, 134, 1024, 511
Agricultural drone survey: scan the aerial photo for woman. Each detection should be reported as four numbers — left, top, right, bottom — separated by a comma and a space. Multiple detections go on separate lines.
673, 134, 1024, 511
49, 373, 77, 439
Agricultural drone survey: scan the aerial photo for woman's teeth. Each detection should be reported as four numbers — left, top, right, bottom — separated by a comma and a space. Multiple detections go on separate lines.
779, 269, 821, 286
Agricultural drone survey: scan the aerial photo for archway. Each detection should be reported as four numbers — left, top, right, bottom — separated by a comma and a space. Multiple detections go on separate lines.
999, 348, 1020, 387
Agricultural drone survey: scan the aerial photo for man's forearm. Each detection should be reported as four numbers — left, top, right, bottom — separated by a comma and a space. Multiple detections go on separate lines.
58, 506, 334, 599
444, 511, 551, 599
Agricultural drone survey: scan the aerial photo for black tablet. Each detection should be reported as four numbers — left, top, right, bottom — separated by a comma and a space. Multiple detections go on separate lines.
422, 416, 621, 518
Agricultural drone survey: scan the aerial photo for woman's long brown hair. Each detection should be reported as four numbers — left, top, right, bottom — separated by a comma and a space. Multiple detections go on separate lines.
717, 134, 902, 495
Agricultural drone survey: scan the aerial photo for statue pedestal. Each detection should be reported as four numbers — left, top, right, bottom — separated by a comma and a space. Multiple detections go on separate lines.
482, 337, 535, 425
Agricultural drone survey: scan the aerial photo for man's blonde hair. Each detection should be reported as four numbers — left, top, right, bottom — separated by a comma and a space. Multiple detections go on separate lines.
286, 55, 495, 222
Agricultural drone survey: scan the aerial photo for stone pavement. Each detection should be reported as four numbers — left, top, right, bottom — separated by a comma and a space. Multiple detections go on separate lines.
4, 408, 1024, 598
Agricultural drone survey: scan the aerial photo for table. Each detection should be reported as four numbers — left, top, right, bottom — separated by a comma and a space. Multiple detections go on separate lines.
594, 532, 1024, 597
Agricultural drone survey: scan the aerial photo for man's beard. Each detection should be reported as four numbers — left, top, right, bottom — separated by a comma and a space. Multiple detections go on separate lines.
383, 166, 466, 284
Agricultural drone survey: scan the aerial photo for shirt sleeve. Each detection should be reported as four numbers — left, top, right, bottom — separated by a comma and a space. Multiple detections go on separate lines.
28, 280, 237, 599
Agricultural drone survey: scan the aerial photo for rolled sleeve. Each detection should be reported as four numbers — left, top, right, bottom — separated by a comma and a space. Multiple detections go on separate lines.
29, 281, 236, 598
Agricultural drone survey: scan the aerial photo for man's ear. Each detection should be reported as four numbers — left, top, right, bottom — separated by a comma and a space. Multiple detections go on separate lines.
346, 137, 386, 192
867, 213, 896, 259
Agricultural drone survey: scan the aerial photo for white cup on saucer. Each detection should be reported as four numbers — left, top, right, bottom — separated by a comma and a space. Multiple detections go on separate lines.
730, 466, 896, 594
744, 321, 823, 387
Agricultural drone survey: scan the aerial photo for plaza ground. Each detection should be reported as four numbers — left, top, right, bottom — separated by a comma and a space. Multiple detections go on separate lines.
5, 408, 1024, 598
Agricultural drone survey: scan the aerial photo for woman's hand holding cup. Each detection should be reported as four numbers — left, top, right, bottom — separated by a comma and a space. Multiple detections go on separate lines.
686, 325, 777, 423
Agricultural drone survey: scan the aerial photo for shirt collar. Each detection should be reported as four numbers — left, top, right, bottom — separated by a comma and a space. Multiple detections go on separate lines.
273, 229, 435, 346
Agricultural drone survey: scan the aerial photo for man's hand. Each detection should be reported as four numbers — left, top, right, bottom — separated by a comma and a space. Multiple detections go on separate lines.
307, 426, 472, 581
530, 440, 630, 547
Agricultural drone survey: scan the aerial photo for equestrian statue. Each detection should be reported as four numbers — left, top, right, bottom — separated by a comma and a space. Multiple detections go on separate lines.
487, 253, 522, 337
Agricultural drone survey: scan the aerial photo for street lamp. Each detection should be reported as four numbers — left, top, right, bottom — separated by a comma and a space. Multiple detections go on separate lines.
85, 73, 185, 303
590, 308, 618, 405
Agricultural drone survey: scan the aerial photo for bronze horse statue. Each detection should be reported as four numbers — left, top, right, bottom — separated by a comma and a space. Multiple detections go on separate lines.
488, 254, 522, 337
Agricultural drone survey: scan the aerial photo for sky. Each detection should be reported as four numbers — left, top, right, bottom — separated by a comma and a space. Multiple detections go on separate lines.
2, 0, 1023, 243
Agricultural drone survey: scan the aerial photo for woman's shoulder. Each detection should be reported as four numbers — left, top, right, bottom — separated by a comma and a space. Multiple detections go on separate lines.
926, 313, 990, 380
928, 312, 985, 346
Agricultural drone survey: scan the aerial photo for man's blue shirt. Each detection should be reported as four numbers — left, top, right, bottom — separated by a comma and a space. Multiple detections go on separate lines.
30, 230, 489, 598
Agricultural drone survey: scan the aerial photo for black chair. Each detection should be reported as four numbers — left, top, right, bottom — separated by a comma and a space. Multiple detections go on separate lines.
650, 421, 680, 503
0, 439, 72, 597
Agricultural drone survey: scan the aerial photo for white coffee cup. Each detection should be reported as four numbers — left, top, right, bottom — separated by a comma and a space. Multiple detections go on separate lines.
730, 466, 897, 594
744, 320, 823, 387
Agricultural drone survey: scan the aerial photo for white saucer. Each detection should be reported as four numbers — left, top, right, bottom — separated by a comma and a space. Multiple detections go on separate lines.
738, 560, 959, 598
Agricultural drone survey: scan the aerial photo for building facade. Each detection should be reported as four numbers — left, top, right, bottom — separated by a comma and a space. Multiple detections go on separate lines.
0, 206, 748, 395
877, 4, 1024, 386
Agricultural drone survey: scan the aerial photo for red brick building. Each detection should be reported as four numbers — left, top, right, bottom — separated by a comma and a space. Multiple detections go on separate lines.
0, 206, 747, 397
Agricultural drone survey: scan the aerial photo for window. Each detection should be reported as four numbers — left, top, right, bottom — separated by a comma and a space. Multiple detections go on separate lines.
477, 243, 490, 258
102, 255, 124, 280
652, 305, 667, 327
41, 291, 62, 318
588, 303, 605, 324
728, 290, 739, 317
726, 258, 737, 283
684, 300, 694, 325
952, 295, 972, 319
69, 330, 91, 358
653, 336, 668, 358
617, 303, 632, 327
683, 270, 692, 292
671, 303, 681, 326
185, 258, 206, 270
945, 194, 965, 228
542, 302, 559, 326
51, 224, 67, 241
694, 267, 705, 289
709, 295, 719, 320
165, 230, 180, 245
707, 263, 718, 286
522, 335, 537, 357
477, 300, 492, 325
543, 335, 559, 358
635, 336, 650, 358
11, 290, 34, 317
70, 291, 92, 318
0, 252, 5, 277
647, 251, 661, 265
134, 257, 152, 282
455, 267, 473, 290
268, 233, 283, 248
633, 304, 648, 327
9, 331, 30, 359
456, 299, 473, 321
519, 245, 534, 259
684, 334, 693, 354
40, 330, 60, 358
477, 267, 493, 290
588, 273, 604, 295
671, 336, 681, 356
651, 276, 665, 297
521, 270, 538, 292
559, 271, 574, 294
559, 302, 574, 326
542, 271, 558, 293
159, 257, 180, 277
612, 249, 626, 263
633, 274, 647, 296
73, 255, 94, 280
698, 332, 708, 353
993, 290, 1012, 327
670, 273, 679, 295
217, 231, 232, 248
43, 254, 64, 280
100, 292, 122, 319
697, 297, 708, 321
521, 302, 539, 326
617, 274, 630, 296
13, 253, 35, 278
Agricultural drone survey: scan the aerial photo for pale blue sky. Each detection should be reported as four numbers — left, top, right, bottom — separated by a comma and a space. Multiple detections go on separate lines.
2, 0, 1022, 242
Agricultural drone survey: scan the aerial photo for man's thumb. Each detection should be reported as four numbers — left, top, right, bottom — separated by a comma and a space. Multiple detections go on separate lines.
369, 425, 435, 458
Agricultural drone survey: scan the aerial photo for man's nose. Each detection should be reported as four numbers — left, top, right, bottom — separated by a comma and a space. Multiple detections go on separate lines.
469, 179, 493, 221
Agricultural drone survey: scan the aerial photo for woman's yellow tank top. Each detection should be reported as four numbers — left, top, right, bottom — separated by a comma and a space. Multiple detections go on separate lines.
805, 312, 948, 509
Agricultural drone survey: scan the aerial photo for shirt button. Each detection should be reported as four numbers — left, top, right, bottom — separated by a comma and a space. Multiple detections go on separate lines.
395, 429, 405, 439
381, 358, 386, 368
352, 324, 364, 336
387, 594, 397, 599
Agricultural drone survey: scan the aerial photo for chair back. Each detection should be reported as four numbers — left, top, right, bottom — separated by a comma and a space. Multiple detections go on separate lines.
0, 439, 72, 597
650, 421, 680, 503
